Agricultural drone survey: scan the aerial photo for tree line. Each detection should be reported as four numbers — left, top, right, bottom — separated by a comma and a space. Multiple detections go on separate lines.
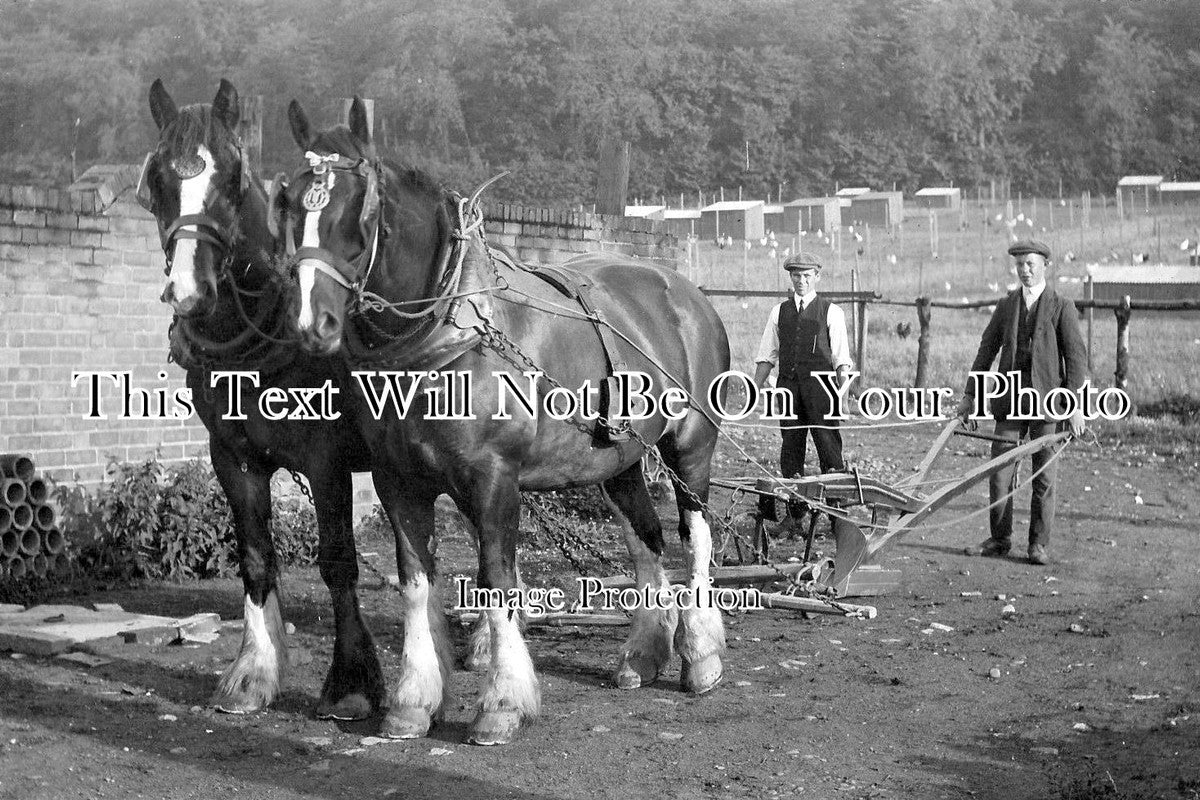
2, 0, 1198, 206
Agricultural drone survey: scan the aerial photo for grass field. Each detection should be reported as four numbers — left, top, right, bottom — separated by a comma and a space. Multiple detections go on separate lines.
692, 197, 1200, 416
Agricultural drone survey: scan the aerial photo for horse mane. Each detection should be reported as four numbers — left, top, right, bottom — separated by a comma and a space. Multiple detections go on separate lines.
158, 103, 240, 158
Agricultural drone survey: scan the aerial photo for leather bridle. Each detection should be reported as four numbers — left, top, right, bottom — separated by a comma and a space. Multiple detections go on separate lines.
136, 143, 250, 280
281, 150, 383, 300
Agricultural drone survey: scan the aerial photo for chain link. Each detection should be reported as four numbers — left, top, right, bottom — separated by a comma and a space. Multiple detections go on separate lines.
476, 316, 789, 578
287, 469, 401, 594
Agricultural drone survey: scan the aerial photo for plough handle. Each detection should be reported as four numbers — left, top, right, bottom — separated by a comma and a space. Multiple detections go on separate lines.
953, 428, 1020, 444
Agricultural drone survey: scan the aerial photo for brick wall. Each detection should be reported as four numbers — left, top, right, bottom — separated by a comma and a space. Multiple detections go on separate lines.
0, 166, 682, 522
480, 201, 680, 269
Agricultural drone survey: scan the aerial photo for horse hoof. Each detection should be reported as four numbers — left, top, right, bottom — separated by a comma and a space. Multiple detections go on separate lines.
316, 693, 375, 721
468, 710, 523, 746
614, 654, 659, 690
680, 654, 723, 695
382, 706, 434, 740
212, 699, 261, 715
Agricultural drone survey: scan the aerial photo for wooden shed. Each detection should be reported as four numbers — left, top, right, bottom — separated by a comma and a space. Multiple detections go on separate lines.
914, 187, 962, 211
662, 208, 700, 238
783, 197, 840, 236
763, 203, 785, 234
624, 204, 666, 220
1088, 265, 1200, 304
699, 200, 765, 241
1157, 182, 1200, 206
841, 191, 904, 229
1116, 175, 1162, 212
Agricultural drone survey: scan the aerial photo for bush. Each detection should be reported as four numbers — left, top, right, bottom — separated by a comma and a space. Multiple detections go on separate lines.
53, 455, 320, 582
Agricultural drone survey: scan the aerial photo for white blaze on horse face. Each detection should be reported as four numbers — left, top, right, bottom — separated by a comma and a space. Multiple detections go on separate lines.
167, 145, 217, 303
296, 172, 335, 332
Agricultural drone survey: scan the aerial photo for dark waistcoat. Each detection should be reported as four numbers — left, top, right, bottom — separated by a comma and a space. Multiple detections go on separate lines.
778, 295, 833, 380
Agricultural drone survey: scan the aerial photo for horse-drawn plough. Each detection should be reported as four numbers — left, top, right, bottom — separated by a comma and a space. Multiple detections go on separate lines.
709, 419, 1072, 597
473, 418, 1072, 627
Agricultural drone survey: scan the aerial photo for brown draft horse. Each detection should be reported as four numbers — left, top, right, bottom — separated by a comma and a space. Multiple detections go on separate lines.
272, 97, 731, 745
143, 80, 391, 720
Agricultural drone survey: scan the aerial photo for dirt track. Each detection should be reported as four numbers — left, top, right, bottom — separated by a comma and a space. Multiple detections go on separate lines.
0, 425, 1197, 800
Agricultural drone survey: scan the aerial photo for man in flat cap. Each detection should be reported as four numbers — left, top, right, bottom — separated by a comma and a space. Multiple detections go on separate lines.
754, 253, 853, 527
956, 240, 1087, 565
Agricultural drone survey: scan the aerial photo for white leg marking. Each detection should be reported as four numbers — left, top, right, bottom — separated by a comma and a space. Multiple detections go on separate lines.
479, 609, 539, 719
466, 613, 491, 671
391, 573, 447, 715
167, 145, 216, 304
678, 510, 725, 663
214, 591, 286, 712
621, 523, 675, 667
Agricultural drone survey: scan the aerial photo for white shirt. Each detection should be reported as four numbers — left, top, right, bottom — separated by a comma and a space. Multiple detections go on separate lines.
1022, 281, 1046, 309
754, 290, 853, 372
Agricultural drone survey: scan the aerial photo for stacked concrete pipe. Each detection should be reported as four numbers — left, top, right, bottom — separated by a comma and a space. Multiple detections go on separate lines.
0, 453, 68, 581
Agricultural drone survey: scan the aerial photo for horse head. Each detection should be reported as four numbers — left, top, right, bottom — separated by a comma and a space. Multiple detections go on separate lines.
275, 97, 447, 355
141, 78, 257, 318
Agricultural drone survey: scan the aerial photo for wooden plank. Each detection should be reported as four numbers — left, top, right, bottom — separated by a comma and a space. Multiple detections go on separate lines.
596, 562, 809, 590
0, 604, 209, 655
457, 612, 628, 627
755, 592, 877, 619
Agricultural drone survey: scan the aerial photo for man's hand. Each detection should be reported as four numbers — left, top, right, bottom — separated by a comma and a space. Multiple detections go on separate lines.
753, 361, 773, 392
1068, 408, 1086, 437
955, 395, 978, 431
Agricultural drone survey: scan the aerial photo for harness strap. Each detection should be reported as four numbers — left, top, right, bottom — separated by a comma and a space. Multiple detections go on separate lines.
163, 214, 232, 252
523, 264, 632, 440
292, 245, 360, 292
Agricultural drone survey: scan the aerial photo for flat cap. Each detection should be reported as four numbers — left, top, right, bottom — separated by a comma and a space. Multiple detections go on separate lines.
1007, 239, 1051, 259
783, 252, 823, 271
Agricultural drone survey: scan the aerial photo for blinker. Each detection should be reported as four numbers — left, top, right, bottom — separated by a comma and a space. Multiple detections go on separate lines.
172, 154, 205, 180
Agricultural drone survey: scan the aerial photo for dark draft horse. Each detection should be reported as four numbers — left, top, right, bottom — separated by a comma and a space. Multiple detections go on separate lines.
143, 80, 392, 720
273, 98, 731, 745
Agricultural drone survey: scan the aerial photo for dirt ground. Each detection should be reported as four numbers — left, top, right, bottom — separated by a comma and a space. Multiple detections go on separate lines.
0, 422, 1197, 800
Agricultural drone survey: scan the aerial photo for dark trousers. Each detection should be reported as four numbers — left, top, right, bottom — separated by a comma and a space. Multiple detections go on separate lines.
778, 375, 845, 479
988, 418, 1058, 547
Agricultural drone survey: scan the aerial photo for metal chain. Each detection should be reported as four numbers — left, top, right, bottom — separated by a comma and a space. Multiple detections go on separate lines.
286, 469, 401, 594
523, 493, 627, 578
476, 316, 787, 576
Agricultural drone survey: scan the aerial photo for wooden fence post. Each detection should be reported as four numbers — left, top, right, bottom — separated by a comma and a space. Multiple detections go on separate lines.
1086, 275, 1094, 374
849, 264, 860, 356
856, 299, 869, 384
595, 139, 631, 217
1114, 295, 1132, 401
914, 297, 932, 387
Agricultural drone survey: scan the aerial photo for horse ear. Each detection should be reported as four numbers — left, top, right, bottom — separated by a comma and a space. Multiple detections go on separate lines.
212, 78, 241, 131
266, 173, 289, 240
148, 79, 178, 131
288, 100, 314, 150
349, 97, 372, 148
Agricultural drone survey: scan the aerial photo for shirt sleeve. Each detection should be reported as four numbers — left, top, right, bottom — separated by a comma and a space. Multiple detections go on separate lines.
754, 302, 782, 366
826, 302, 854, 371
